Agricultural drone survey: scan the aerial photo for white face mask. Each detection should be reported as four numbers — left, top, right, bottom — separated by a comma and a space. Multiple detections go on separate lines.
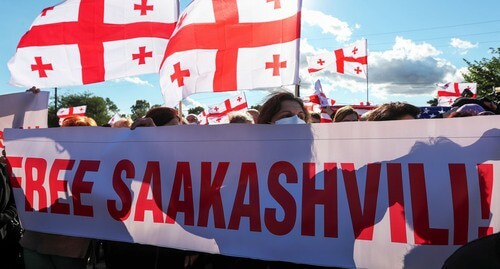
274, 115, 306, 125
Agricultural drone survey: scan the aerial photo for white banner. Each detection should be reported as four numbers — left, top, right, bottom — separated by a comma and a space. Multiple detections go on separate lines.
0, 91, 49, 150
4, 116, 500, 268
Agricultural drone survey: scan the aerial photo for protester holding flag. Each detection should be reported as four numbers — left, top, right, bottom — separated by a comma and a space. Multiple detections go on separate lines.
257, 91, 309, 124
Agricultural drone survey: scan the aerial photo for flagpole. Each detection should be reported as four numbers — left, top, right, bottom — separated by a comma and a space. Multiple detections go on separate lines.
365, 39, 369, 105
54, 87, 58, 113
178, 101, 183, 123
295, 82, 300, 97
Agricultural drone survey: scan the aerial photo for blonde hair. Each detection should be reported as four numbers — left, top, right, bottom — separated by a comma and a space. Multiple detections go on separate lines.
112, 118, 133, 128
333, 106, 358, 122
61, 116, 97, 127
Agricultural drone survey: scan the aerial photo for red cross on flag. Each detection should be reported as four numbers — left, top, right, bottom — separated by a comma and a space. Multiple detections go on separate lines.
159, 0, 302, 107
57, 105, 87, 125
307, 39, 368, 79
204, 93, 248, 124
8, 0, 178, 88
436, 82, 477, 106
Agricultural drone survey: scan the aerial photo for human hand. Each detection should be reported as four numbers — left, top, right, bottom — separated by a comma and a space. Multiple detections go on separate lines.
26, 86, 41, 94
130, 118, 156, 130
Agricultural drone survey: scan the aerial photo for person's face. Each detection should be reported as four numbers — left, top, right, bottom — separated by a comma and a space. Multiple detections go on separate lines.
341, 113, 358, 122
270, 100, 306, 123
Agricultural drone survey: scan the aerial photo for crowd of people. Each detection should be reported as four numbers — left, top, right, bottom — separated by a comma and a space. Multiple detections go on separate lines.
1, 89, 499, 269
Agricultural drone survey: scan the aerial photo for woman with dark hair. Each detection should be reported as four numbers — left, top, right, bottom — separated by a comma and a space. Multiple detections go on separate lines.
257, 91, 309, 124
365, 102, 420, 121
131, 107, 181, 129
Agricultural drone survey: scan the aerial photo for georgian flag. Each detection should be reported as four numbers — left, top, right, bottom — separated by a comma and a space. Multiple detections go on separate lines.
436, 82, 477, 106
160, 0, 302, 107
107, 113, 122, 125
205, 93, 248, 125
307, 39, 368, 79
197, 110, 208, 125
302, 80, 335, 107
8, 0, 179, 88
57, 105, 86, 125
302, 81, 334, 123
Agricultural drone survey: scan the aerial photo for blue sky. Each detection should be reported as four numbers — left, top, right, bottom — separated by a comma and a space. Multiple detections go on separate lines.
1, 0, 499, 114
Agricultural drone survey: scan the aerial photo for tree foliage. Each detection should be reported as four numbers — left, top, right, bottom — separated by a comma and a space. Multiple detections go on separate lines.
187, 106, 205, 115
249, 104, 262, 111
463, 47, 500, 101
130, 100, 151, 120
427, 98, 438, 106
48, 92, 117, 127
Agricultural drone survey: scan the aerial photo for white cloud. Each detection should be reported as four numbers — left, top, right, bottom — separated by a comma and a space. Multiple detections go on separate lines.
113, 76, 153, 87
450, 38, 478, 55
374, 36, 442, 61
302, 9, 353, 42
183, 96, 204, 109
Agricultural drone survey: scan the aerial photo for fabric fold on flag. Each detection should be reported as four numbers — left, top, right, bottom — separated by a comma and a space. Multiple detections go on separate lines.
302, 80, 334, 123
160, 0, 302, 107
307, 39, 367, 79
8, 0, 179, 88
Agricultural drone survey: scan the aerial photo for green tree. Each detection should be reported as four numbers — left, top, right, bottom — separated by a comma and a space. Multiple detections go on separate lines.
463, 47, 500, 101
250, 104, 262, 111
130, 100, 150, 120
105, 97, 119, 113
48, 92, 117, 127
188, 106, 204, 115
427, 98, 438, 106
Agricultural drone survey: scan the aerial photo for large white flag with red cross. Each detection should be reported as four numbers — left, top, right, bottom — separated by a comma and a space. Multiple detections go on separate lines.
436, 82, 477, 106
8, 0, 178, 88
307, 39, 368, 79
159, 0, 302, 107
